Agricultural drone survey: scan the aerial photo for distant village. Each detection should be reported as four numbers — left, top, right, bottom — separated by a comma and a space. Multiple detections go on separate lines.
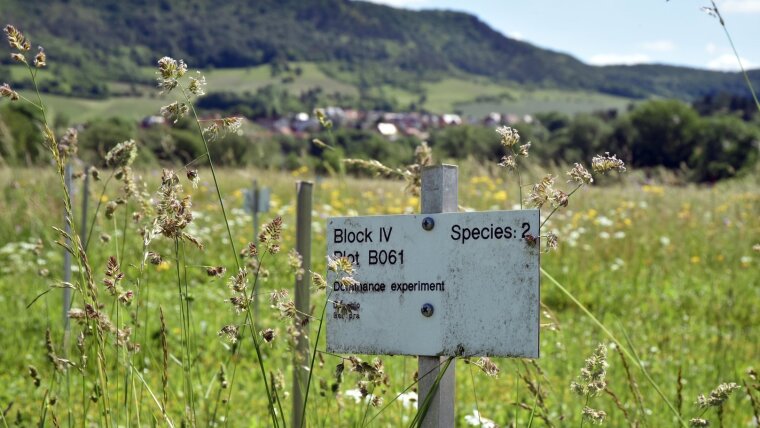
142, 107, 535, 139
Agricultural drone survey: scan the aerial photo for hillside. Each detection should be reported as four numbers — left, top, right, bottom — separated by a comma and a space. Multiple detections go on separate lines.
0, 0, 758, 103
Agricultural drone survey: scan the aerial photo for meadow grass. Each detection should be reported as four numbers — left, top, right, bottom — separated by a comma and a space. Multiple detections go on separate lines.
1, 166, 757, 427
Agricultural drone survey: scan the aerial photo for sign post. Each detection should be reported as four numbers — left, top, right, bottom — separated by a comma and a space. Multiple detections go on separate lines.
245, 180, 270, 324
418, 164, 458, 428
325, 164, 540, 426
292, 181, 313, 428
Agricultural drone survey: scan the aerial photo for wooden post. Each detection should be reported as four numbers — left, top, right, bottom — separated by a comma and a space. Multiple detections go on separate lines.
292, 181, 313, 428
252, 179, 260, 325
63, 162, 73, 332
419, 165, 457, 428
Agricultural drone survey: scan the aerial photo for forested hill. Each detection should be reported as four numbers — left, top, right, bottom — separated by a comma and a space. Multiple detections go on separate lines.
1, 0, 758, 100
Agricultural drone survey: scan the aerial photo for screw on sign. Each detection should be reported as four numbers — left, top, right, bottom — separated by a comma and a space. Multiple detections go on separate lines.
326, 164, 540, 427
421, 303, 434, 317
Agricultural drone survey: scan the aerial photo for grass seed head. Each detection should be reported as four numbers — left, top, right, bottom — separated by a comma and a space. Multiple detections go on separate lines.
496, 126, 520, 148
228, 295, 249, 314
0, 83, 19, 101
269, 289, 289, 306
696, 382, 741, 408
146, 251, 162, 264
288, 249, 305, 280
517, 142, 531, 157
227, 268, 248, 293
498, 154, 517, 170
568, 163, 594, 185
187, 74, 206, 96
218, 325, 239, 343
545, 232, 559, 250
34, 47, 45, 68
156, 57, 186, 93
217, 365, 228, 389
244, 242, 258, 258
312, 271, 326, 290
525, 175, 556, 209
105, 139, 137, 168
57, 128, 78, 160
4, 25, 30, 52
592, 152, 626, 174
259, 216, 283, 254
186, 169, 199, 188
277, 300, 296, 319
45, 328, 68, 372
550, 189, 569, 208
582, 407, 607, 425
118, 290, 134, 305
571, 343, 608, 397
474, 357, 500, 377
28, 365, 41, 388
261, 328, 276, 343
160, 101, 189, 123
203, 117, 243, 142
207, 266, 226, 277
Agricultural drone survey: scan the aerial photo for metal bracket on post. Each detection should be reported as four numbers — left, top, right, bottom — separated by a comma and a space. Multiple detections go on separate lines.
419, 164, 457, 428
292, 181, 313, 428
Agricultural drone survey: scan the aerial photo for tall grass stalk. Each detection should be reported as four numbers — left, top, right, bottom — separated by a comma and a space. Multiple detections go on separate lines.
156, 63, 280, 427
705, 1, 760, 113
541, 268, 687, 427
222, 252, 280, 428
130, 362, 176, 428
83, 170, 115, 251
408, 357, 454, 428
299, 290, 331, 428
8, 31, 116, 426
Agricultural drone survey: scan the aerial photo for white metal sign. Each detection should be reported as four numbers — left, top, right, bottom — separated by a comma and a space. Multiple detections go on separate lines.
244, 187, 271, 213
326, 210, 540, 357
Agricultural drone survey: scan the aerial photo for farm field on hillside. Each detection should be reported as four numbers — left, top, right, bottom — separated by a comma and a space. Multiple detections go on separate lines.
0, 167, 757, 427
7, 61, 637, 123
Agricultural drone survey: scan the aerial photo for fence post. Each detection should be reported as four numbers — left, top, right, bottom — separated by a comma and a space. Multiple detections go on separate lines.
419, 164, 457, 428
252, 179, 260, 325
292, 180, 313, 428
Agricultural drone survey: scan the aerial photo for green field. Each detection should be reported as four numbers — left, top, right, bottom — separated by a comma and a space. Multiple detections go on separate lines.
7, 62, 636, 123
455, 89, 635, 117
0, 163, 757, 427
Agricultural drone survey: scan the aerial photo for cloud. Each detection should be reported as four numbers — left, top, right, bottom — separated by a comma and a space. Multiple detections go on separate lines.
705, 42, 718, 54
588, 53, 652, 66
640, 40, 676, 52
508, 31, 524, 41
707, 54, 755, 71
720, 0, 760, 13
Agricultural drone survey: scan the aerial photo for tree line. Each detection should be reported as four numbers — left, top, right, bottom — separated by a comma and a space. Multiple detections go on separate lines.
0, 95, 757, 183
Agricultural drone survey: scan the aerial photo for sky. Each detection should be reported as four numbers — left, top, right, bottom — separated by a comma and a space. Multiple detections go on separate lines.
363, 0, 759, 71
